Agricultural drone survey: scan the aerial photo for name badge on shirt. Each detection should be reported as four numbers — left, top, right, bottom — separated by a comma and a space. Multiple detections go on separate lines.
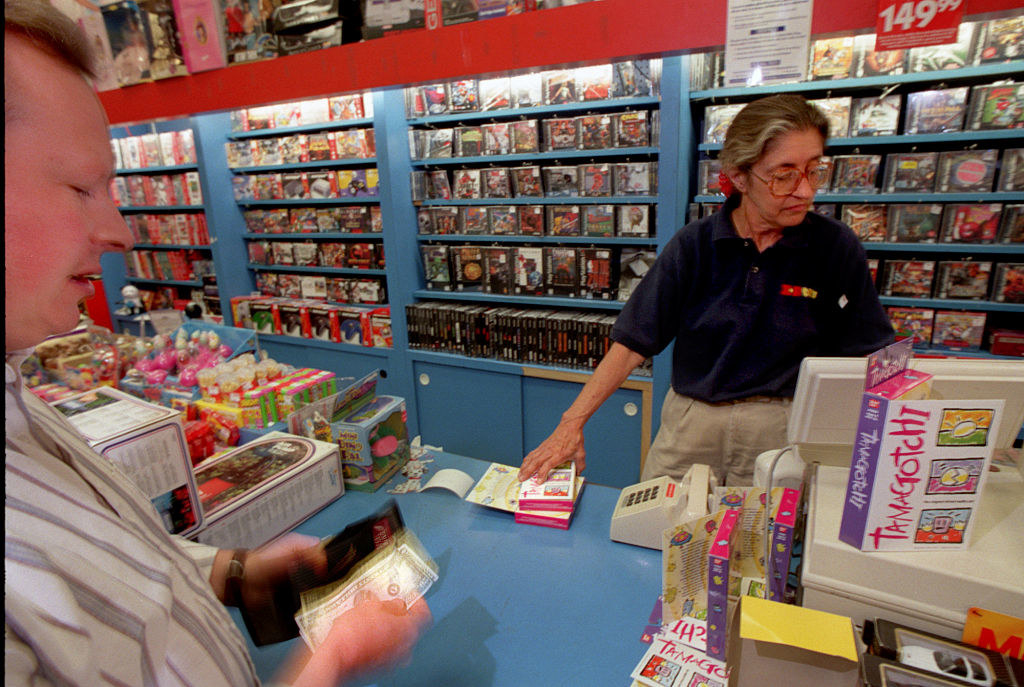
780, 284, 818, 299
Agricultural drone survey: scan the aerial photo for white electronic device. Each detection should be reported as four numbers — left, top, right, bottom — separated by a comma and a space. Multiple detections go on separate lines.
609, 464, 715, 550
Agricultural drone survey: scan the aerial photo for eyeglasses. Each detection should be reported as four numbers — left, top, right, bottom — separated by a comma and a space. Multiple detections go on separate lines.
748, 163, 832, 197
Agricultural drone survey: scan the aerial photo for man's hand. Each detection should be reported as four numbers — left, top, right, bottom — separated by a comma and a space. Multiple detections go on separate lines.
518, 417, 586, 483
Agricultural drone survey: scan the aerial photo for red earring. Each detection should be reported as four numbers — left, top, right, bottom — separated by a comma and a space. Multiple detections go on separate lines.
717, 171, 735, 197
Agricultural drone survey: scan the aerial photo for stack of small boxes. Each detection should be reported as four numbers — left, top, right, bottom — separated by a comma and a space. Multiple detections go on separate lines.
514, 462, 585, 529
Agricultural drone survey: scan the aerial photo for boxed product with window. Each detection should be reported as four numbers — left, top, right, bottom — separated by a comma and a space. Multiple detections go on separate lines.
192, 432, 344, 549
51, 386, 201, 536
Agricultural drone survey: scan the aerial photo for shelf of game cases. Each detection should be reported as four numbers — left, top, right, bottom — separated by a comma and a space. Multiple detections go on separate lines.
417, 235, 655, 245
226, 118, 375, 140
412, 289, 626, 310
255, 333, 392, 356
246, 263, 387, 276
133, 243, 212, 250
126, 276, 202, 287
242, 232, 384, 240
699, 130, 1024, 152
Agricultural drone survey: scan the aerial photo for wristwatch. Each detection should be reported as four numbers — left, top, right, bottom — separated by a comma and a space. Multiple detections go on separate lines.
223, 548, 248, 607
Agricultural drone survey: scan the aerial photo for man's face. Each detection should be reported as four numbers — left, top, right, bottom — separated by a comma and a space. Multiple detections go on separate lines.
5, 34, 133, 351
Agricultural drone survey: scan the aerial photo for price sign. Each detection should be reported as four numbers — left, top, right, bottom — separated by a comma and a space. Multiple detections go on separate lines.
875, 0, 964, 51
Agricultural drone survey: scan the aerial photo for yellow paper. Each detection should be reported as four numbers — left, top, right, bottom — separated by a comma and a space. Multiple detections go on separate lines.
739, 596, 858, 662
962, 607, 1024, 660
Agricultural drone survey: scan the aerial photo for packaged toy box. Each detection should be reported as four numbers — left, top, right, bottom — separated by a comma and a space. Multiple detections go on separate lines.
287, 371, 410, 491
192, 431, 344, 549
840, 340, 1004, 552
51, 386, 200, 536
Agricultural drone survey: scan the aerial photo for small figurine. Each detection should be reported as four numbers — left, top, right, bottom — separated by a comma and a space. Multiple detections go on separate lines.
117, 284, 143, 315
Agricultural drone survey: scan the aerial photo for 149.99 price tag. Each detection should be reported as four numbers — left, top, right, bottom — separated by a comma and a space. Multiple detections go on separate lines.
875, 0, 964, 52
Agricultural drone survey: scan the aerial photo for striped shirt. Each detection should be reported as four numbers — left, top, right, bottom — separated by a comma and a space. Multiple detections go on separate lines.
5, 352, 260, 686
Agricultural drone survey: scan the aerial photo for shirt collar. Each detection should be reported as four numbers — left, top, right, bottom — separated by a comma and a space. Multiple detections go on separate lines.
6, 348, 35, 388
711, 193, 813, 249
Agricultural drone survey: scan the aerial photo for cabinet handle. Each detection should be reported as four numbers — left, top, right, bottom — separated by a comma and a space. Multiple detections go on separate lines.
419, 373, 431, 386
623, 402, 638, 417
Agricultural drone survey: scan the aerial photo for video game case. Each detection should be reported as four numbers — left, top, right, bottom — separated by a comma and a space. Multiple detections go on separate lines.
935, 149, 998, 193
545, 246, 579, 296
447, 79, 479, 112
830, 154, 881, 193
416, 207, 434, 234
407, 130, 426, 159
813, 203, 837, 219
452, 169, 482, 199
853, 33, 907, 78
882, 152, 937, 193
460, 206, 489, 235
972, 17, 1024, 64
482, 168, 511, 198
482, 247, 515, 295
613, 59, 656, 98
518, 205, 545, 236
514, 246, 545, 295
842, 204, 888, 242
482, 122, 512, 155
578, 114, 614, 150
452, 245, 484, 291
479, 77, 512, 111
887, 204, 942, 243
582, 204, 615, 237
576, 64, 613, 101
935, 260, 994, 299
487, 206, 518, 235
544, 117, 580, 151
849, 95, 902, 136
618, 205, 651, 237
454, 126, 484, 157
931, 310, 986, 351
939, 203, 1003, 243
991, 263, 1024, 303
430, 206, 459, 235
614, 162, 653, 195
903, 87, 969, 134
617, 250, 657, 302
421, 245, 452, 290
998, 148, 1024, 191
543, 69, 578, 105
578, 247, 616, 300
907, 22, 978, 72
966, 82, 1024, 130
425, 128, 454, 159
511, 120, 540, 154
810, 96, 852, 138
580, 164, 612, 197
999, 204, 1024, 243
546, 205, 581, 236
511, 166, 544, 197
886, 306, 934, 347
703, 103, 744, 144
510, 73, 543, 108
544, 166, 580, 197
428, 170, 452, 200
614, 111, 650, 148
808, 36, 855, 80
698, 158, 724, 196
881, 259, 935, 298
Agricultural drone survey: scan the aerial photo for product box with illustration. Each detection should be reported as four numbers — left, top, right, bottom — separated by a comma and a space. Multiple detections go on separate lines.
287, 371, 410, 491
192, 431, 343, 549
51, 386, 200, 537
839, 341, 1004, 552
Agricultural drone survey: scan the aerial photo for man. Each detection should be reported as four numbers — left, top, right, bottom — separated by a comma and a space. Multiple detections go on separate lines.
5, 3, 429, 684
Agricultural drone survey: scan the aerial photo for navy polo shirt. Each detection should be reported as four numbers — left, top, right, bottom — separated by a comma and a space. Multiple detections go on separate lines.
612, 196, 894, 402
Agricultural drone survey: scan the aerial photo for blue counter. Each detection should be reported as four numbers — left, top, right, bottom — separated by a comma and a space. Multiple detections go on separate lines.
240, 451, 661, 686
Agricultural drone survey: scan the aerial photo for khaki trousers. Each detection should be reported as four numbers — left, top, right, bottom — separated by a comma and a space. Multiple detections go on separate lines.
641, 389, 792, 486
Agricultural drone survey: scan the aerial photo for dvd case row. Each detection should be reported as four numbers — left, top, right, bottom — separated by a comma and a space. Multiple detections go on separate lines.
243, 206, 383, 234
246, 240, 384, 270
421, 244, 656, 302
697, 148, 1023, 196
225, 129, 376, 168
689, 18, 1023, 90
411, 162, 657, 201
404, 60, 662, 118
844, 203, 1022, 245
111, 172, 203, 207
233, 297, 390, 348
700, 82, 1023, 144
230, 94, 372, 132
231, 169, 380, 201
125, 212, 210, 246
887, 307, 1001, 353
113, 130, 197, 170
251, 273, 387, 305
406, 301, 652, 375
873, 259, 1022, 302
417, 203, 653, 238
408, 111, 657, 158
126, 249, 211, 282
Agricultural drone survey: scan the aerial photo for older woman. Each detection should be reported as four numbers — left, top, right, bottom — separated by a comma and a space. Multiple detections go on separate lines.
520, 94, 894, 486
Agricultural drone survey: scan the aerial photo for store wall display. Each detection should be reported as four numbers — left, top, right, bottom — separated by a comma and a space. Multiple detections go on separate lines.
690, 22, 1023, 355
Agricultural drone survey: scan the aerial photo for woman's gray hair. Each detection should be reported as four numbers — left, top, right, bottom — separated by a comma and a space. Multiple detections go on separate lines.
719, 94, 829, 171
